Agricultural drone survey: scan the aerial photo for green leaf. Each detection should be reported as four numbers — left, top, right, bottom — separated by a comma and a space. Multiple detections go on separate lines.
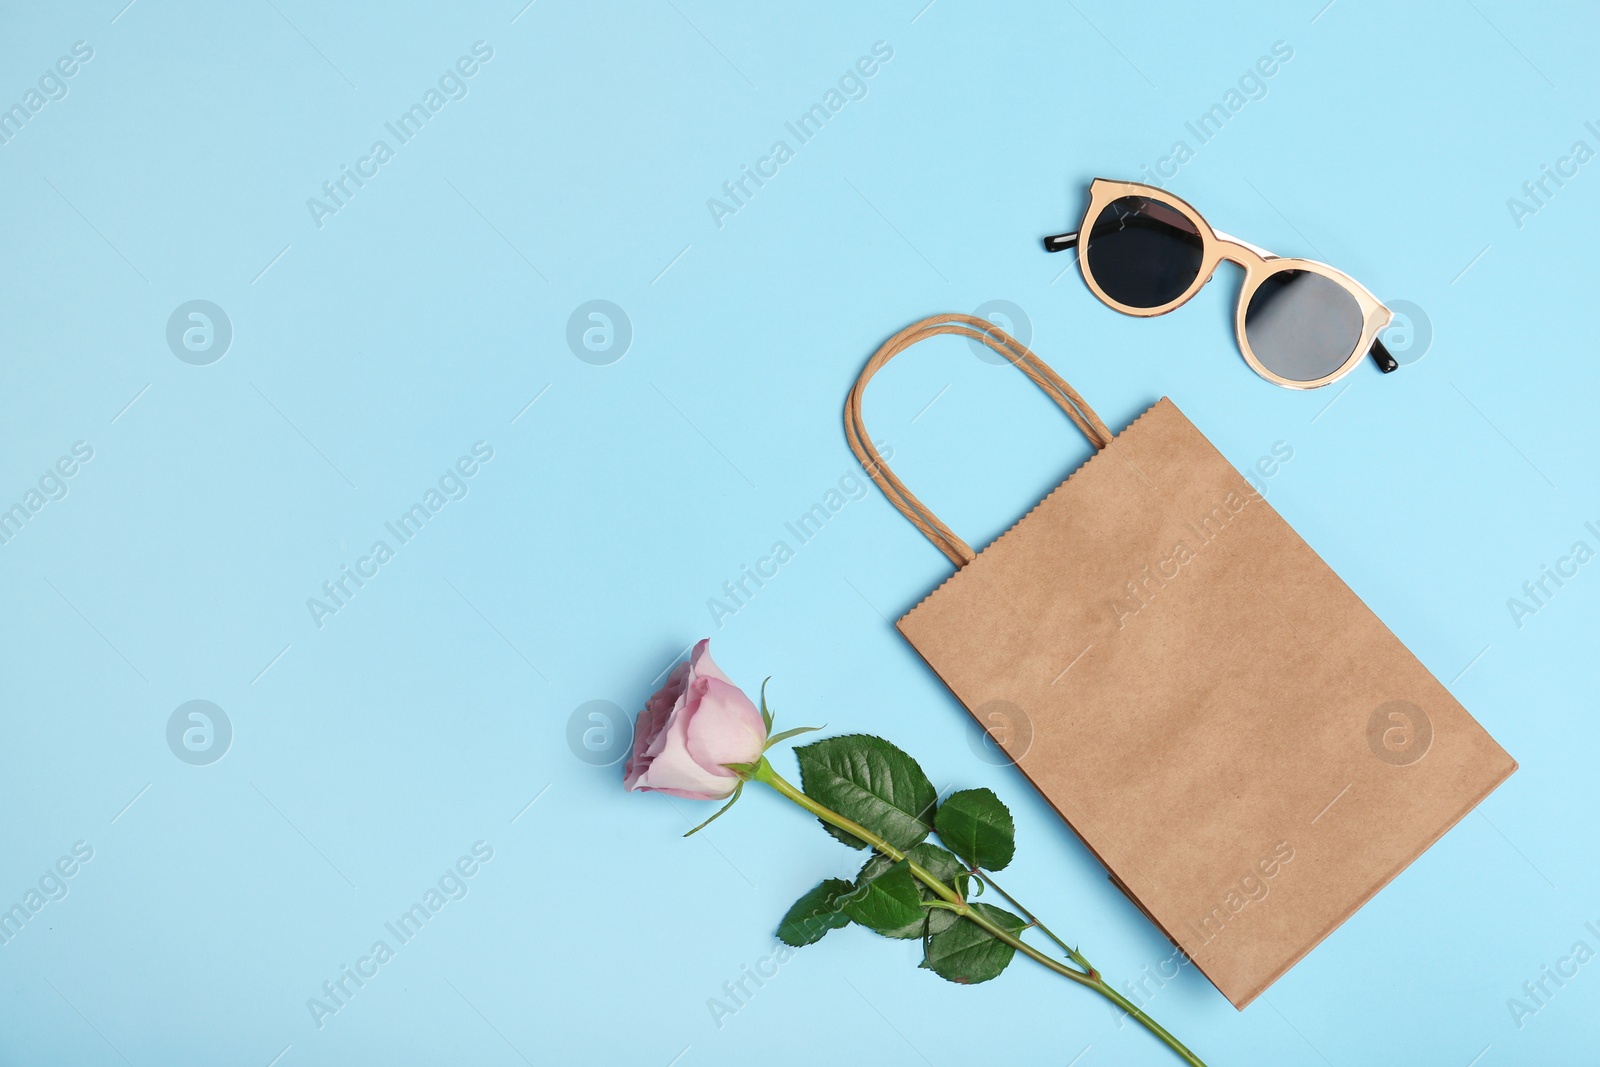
858, 844, 969, 939
921, 902, 1027, 985
934, 788, 1016, 871
838, 861, 924, 935
879, 842, 969, 896
763, 724, 823, 750
776, 878, 854, 947
794, 735, 937, 851
759, 678, 774, 732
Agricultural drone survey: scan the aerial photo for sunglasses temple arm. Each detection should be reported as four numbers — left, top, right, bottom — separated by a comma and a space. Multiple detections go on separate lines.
1369, 336, 1399, 373
1042, 230, 1078, 253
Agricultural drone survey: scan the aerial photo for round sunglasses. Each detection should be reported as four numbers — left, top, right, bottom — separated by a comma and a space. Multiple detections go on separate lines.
1043, 179, 1397, 390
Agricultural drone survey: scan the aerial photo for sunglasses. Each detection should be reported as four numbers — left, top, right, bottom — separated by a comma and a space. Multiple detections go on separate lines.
1043, 179, 1397, 390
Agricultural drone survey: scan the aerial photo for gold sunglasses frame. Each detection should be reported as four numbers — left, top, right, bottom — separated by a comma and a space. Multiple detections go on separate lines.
1049, 178, 1395, 390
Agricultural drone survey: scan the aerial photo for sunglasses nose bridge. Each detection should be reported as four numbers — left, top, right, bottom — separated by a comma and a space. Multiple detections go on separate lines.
1210, 229, 1276, 265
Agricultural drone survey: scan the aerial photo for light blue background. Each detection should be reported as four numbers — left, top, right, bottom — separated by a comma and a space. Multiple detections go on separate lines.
2, 1, 1596, 1064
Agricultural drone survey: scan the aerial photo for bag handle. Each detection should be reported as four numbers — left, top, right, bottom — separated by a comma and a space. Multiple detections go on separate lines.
845, 313, 1114, 568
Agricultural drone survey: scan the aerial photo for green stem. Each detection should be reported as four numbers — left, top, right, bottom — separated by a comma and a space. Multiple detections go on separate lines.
971, 869, 1095, 976
751, 759, 1207, 1067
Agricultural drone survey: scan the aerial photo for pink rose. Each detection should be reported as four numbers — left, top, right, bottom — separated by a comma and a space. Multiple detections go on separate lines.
624, 640, 767, 800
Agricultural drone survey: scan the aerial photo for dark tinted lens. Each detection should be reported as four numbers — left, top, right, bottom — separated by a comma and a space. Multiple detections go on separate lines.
1084, 195, 1205, 308
1244, 269, 1364, 382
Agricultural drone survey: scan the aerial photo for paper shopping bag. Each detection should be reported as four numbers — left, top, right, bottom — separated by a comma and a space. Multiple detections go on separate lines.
844, 313, 1516, 1008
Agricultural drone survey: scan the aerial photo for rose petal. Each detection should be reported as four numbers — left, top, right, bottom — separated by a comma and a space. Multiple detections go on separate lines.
684, 677, 767, 774
625, 660, 693, 790
631, 683, 740, 798
623, 699, 673, 790
647, 661, 690, 718
624, 639, 759, 802
687, 638, 734, 687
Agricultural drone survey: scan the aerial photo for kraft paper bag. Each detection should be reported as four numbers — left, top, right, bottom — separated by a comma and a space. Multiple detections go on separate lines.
845, 313, 1516, 1008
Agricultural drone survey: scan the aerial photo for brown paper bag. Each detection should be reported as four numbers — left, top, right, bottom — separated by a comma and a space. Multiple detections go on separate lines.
845, 313, 1516, 1008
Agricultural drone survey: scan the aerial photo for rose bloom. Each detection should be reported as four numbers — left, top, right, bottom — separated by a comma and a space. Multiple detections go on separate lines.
624, 640, 767, 800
